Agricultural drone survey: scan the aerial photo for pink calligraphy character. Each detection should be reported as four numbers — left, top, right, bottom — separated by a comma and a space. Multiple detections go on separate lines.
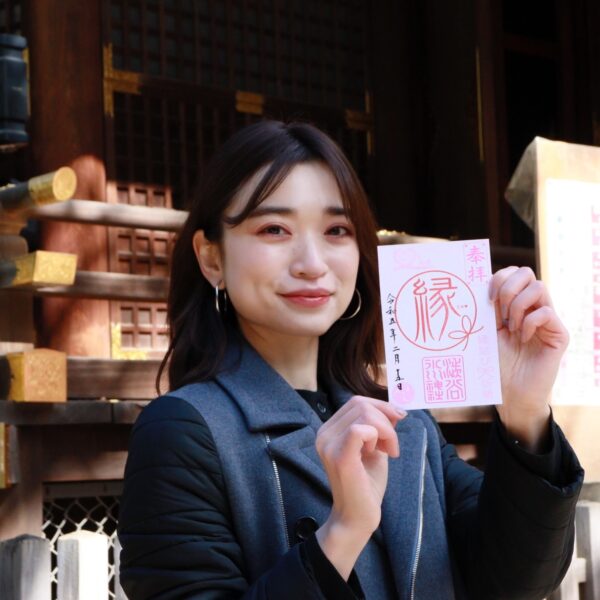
468, 266, 488, 283
413, 278, 434, 343
429, 277, 460, 340
466, 244, 485, 263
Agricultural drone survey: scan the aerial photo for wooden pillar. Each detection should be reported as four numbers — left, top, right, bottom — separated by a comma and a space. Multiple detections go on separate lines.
23, 0, 110, 357
0, 428, 44, 538
369, 0, 424, 233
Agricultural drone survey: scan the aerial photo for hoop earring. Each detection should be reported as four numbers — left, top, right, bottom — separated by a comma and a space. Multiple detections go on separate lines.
339, 289, 362, 320
215, 284, 228, 314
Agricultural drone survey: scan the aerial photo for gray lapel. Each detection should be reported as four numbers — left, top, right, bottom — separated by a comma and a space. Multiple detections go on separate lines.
215, 341, 317, 431
381, 415, 428, 598
215, 342, 332, 494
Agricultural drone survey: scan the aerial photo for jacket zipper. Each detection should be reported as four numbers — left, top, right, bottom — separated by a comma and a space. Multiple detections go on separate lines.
410, 430, 428, 600
264, 433, 290, 550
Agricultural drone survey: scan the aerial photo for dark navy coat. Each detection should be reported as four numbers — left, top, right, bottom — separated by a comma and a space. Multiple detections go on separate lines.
118, 342, 583, 599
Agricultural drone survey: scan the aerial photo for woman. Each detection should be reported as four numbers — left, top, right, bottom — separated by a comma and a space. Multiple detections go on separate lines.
118, 121, 583, 599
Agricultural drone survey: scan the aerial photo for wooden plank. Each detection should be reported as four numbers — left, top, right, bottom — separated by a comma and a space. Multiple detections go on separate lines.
0, 423, 19, 488
29, 198, 188, 232
576, 501, 600, 600
490, 245, 536, 270
0, 535, 51, 600
67, 357, 162, 399
21, 271, 169, 302
112, 401, 149, 424
0, 400, 148, 426
57, 531, 108, 600
0, 401, 113, 426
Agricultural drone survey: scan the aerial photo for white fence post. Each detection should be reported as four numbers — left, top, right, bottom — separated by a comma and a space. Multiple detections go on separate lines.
57, 530, 108, 600
576, 501, 600, 600
548, 527, 586, 600
113, 536, 127, 600
0, 534, 51, 600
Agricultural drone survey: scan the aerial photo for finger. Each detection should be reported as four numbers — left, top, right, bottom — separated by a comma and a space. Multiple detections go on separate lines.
330, 401, 400, 457
323, 395, 406, 433
520, 305, 569, 347
506, 279, 550, 333
339, 423, 380, 460
489, 266, 520, 302
494, 294, 503, 331
495, 266, 537, 321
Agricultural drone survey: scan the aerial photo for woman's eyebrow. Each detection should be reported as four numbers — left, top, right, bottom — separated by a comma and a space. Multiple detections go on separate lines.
247, 205, 348, 218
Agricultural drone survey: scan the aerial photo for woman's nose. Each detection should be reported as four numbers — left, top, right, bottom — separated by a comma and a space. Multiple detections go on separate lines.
290, 235, 328, 278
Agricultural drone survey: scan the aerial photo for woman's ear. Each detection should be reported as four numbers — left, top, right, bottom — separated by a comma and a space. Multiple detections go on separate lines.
192, 230, 224, 287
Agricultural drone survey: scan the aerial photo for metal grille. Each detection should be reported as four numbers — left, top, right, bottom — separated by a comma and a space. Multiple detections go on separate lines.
111, 89, 369, 210
0, 0, 22, 34
112, 91, 254, 207
108, 0, 369, 111
42, 481, 122, 600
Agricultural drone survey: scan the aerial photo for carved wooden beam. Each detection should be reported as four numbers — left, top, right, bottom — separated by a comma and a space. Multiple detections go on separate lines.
67, 357, 162, 399
0, 167, 77, 233
28, 271, 169, 302
29, 198, 187, 232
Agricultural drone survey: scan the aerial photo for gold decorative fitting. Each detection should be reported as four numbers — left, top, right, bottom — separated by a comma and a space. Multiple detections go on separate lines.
236, 91, 264, 115
111, 322, 148, 360
103, 44, 143, 117
5, 349, 67, 402
10, 251, 77, 287
28, 167, 77, 204
344, 109, 372, 131
345, 108, 374, 155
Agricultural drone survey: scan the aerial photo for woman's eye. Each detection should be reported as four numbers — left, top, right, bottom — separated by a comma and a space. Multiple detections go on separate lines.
327, 225, 352, 236
259, 225, 287, 235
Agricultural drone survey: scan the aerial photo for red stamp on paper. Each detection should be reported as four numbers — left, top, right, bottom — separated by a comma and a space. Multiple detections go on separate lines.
391, 382, 415, 405
394, 270, 482, 352
422, 355, 466, 404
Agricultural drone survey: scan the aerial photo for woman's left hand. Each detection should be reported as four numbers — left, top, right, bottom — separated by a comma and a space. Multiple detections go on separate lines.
489, 266, 569, 452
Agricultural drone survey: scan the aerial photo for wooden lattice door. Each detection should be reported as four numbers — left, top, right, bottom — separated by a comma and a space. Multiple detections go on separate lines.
107, 183, 174, 358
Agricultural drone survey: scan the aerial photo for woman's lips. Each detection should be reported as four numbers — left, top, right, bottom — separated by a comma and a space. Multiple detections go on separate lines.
280, 291, 332, 307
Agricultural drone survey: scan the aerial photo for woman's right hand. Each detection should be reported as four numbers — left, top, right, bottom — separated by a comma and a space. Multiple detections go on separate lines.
314, 396, 406, 580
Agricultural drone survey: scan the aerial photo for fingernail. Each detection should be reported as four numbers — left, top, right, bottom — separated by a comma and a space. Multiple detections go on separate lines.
395, 407, 407, 417
508, 318, 514, 332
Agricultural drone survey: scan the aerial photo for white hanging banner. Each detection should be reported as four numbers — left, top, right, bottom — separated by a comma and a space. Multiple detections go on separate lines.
544, 178, 600, 405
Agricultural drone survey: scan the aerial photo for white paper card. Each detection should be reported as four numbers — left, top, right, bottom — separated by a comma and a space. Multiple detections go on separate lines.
377, 239, 502, 410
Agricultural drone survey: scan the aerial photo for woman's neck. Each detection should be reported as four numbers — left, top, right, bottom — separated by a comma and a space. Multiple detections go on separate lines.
240, 326, 319, 391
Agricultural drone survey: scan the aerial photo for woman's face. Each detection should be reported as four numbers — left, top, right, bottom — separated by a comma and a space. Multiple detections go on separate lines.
219, 162, 360, 343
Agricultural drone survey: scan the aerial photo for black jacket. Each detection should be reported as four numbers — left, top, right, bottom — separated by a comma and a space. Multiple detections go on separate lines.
118, 390, 583, 599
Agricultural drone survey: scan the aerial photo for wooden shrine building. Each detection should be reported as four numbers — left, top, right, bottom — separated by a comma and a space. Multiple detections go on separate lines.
1, 1, 600, 597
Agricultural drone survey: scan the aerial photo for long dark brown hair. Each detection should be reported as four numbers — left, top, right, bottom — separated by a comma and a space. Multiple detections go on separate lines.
157, 120, 385, 399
